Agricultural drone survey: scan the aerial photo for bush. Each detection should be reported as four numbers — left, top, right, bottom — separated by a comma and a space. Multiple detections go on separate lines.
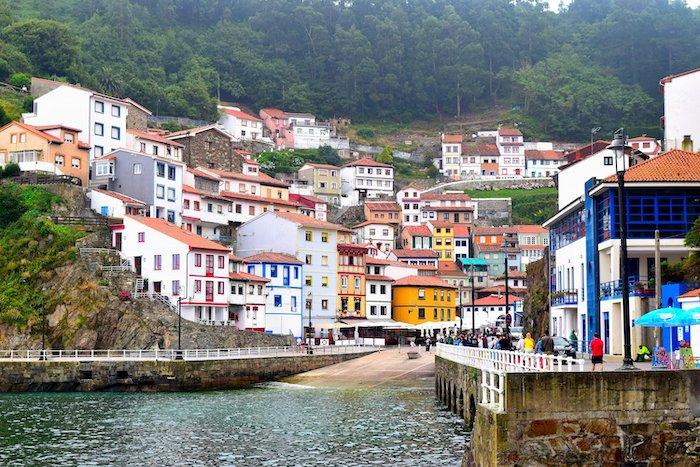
22, 95, 33, 112
2, 162, 19, 178
357, 127, 375, 139
9, 72, 30, 89
98, 278, 109, 287
118, 290, 131, 301
0, 183, 25, 228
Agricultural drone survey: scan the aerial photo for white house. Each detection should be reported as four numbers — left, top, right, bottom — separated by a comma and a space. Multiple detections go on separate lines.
236, 211, 343, 335
352, 221, 396, 253
243, 252, 304, 338
113, 215, 232, 324
228, 255, 270, 332
23, 79, 132, 160
217, 105, 264, 141
463, 294, 520, 329
677, 288, 700, 358
89, 189, 146, 218
396, 184, 422, 225
289, 114, 331, 149
340, 158, 394, 207
495, 128, 525, 177
365, 259, 393, 321
181, 185, 231, 241
660, 67, 700, 151
126, 130, 183, 162
524, 148, 567, 178
440, 133, 464, 179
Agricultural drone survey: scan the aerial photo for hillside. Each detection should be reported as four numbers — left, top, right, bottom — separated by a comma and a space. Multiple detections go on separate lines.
465, 187, 557, 225
2, 0, 696, 139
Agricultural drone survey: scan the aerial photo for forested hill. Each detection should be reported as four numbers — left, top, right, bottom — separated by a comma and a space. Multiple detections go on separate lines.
2, 0, 699, 139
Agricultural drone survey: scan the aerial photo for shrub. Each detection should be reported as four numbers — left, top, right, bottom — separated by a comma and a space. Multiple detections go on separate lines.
118, 290, 131, 301
357, 127, 375, 139
98, 278, 109, 287
2, 162, 19, 178
9, 72, 30, 89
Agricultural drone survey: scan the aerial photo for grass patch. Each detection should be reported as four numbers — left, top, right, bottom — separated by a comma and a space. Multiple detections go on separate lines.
464, 187, 557, 225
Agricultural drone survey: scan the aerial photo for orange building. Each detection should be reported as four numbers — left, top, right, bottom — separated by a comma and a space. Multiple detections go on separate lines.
337, 243, 368, 318
0, 122, 90, 185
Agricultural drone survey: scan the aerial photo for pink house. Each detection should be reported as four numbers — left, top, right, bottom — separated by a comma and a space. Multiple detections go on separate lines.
259, 108, 294, 149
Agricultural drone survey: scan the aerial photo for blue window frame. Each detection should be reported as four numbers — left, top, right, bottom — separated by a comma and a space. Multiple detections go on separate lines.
100, 206, 108, 216
292, 296, 297, 310
247, 265, 254, 274
294, 267, 299, 279
274, 295, 282, 307
283, 266, 290, 286
270, 265, 278, 277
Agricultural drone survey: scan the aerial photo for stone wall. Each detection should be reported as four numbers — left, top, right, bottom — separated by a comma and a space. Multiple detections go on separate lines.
425, 177, 554, 194
473, 198, 512, 226
126, 104, 149, 131
435, 356, 700, 466
179, 129, 243, 172
0, 351, 375, 392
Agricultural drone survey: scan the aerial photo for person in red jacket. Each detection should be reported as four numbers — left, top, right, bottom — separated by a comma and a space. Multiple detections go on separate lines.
590, 333, 605, 371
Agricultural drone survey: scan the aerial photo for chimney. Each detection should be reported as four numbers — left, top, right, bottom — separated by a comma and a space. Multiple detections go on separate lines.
682, 135, 694, 152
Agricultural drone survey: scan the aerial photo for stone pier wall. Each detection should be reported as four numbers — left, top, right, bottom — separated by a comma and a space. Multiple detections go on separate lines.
435, 356, 700, 466
0, 351, 375, 392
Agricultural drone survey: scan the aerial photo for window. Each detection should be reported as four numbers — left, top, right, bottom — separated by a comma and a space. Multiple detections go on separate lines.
341, 276, 348, 288
274, 295, 282, 307
322, 276, 329, 287
111, 105, 121, 117
270, 265, 278, 277
354, 277, 360, 289
321, 255, 328, 266
194, 201, 200, 211
305, 275, 312, 286
321, 231, 328, 243
305, 255, 312, 265
94, 146, 104, 157
380, 285, 386, 294
111, 126, 120, 140
154, 255, 162, 270
370, 305, 377, 316
195, 280, 202, 293
168, 166, 176, 180
94, 123, 104, 136
218, 282, 225, 294
140, 142, 146, 153
138, 232, 145, 242
604, 156, 613, 166
380, 306, 387, 316
172, 254, 180, 270
370, 284, 377, 294
95, 101, 104, 113
167, 210, 175, 223
71, 158, 80, 168
248, 206, 255, 215
195, 254, 202, 267
55, 155, 64, 166
157, 162, 165, 177
133, 163, 142, 175
321, 299, 328, 310
218, 256, 225, 269
418, 288, 425, 299
418, 308, 425, 319
156, 185, 165, 199
294, 267, 299, 279
172, 280, 180, 295
305, 230, 313, 241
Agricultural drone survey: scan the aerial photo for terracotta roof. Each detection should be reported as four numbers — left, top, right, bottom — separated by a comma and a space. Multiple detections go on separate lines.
243, 252, 303, 265
342, 157, 393, 168
602, 150, 700, 183
365, 256, 393, 265
560, 140, 610, 169
495, 270, 527, 279
229, 253, 244, 262
453, 225, 470, 237
365, 274, 394, 282
33, 124, 82, 133
220, 191, 300, 207
462, 143, 500, 156
125, 215, 230, 251
167, 125, 236, 140
274, 211, 346, 230
473, 226, 509, 236
660, 67, 700, 85
420, 193, 471, 201
393, 275, 457, 288
187, 167, 221, 181
628, 136, 657, 142
437, 261, 466, 275
4, 122, 62, 143
229, 271, 270, 282
300, 163, 340, 170
260, 107, 287, 119
472, 294, 521, 306
202, 168, 289, 188
513, 225, 548, 234
479, 285, 527, 294
442, 134, 463, 144
78, 141, 91, 150
183, 185, 230, 202
393, 249, 439, 258
124, 97, 153, 115
288, 193, 327, 209
427, 220, 455, 229
679, 288, 700, 299
524, 150, 566, 161
498, 128, 522, 136
127, 130, 184, 147
403, 225, 432, 237
222, 107, 262, 122
91, 189, 145, 207
352, 220, 396, 228
365, 201, 400, 211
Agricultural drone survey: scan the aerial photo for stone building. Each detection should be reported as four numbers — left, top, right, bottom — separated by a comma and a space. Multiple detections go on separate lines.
167, 125, 244, 172
124, 98, 152, 131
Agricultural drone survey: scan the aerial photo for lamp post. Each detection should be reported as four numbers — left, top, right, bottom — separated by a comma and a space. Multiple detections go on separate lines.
40, 308, 47, 361
306, 291, 313, 354
607, 129, 637, 370
469, 232, 476, 335
504, 251, 510, 336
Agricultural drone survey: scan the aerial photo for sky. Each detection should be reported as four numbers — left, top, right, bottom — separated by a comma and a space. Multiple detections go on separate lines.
547, 0, 700, 11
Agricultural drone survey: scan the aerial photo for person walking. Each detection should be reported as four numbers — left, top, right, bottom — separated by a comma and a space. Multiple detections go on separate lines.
523, 332, 535, 353
569, 330, 579, 353
541, 332, 554, 355
425, 336, 432, 352
590, 333, 604, 371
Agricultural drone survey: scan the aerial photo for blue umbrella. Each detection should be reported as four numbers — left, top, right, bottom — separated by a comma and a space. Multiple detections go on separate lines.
634, 307, 687, 327
676, 307, 700, 327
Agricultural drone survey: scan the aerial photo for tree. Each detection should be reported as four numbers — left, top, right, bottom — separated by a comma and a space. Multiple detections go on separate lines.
9, 72, 29, 88
0, 183, 25, 228
376, 146, 394, 165
2, 162, 19, 178
317, 146, 340, 166
2, 19, 78, 77
522, 250, 550, 339
0, 105, 9, 126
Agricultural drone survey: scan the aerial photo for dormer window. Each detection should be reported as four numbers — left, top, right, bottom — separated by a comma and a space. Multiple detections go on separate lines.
64, 132, 74, 143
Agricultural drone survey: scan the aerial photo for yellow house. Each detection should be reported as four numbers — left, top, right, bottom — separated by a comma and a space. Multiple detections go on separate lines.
428, 221, 455, 260
392, 275, 457, 325
337, 243, 368, 318
0, 121, 90, 186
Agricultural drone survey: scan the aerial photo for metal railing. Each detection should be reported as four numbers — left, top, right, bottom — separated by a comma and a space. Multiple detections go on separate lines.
551, 290, 578, 306
0, 345, 379, 362
600, 276, 655, 300
436, 344, 585, 412
133, 291, 177, 312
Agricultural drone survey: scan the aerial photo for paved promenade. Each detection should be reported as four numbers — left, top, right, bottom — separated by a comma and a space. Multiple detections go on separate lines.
286, 346, 436, 389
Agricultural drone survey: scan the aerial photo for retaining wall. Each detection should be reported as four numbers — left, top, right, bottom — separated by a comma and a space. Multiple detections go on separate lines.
0, 351, 375, 392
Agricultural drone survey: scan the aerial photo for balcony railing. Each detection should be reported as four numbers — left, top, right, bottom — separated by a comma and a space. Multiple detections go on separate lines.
551, 290, 578, 306
600, 276, 655, 301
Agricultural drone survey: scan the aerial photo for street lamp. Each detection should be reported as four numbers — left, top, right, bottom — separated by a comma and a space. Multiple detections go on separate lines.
503, 239, 510, 337
606, 129, 637, 370
306, 291, 313, 354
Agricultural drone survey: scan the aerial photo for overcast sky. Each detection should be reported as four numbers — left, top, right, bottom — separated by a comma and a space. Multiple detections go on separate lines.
547, 0, 700, 11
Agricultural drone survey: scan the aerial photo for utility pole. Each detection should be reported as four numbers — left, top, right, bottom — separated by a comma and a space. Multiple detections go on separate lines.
504, 252, 510, 336
654, 229, 661, 347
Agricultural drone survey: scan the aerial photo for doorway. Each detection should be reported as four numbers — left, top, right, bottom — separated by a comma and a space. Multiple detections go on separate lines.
134, 256, 142, 276
114, 232, 122, 251
603, 311, 610, 354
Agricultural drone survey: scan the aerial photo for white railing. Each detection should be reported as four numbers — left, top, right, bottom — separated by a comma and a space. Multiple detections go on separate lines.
0, 345, 379, 362
436, 344, 585, 412
133, 291, 177, 312
79, 248, 121, 256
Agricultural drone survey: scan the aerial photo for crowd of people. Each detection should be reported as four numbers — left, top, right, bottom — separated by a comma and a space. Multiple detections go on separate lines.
419, 330, 564, 355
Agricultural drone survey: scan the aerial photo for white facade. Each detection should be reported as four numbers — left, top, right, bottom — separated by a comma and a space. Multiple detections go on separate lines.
89, 189, 145, 218
218, 105, 264, 141
182, 187, 230, 241
549, 237, 587, 345
496, 129, 525, 177
463, 301, 518, 329
340, 160, 394, 207
365, 272, 392, 321
292, 123, 331, 149
661, 68, 700, 151
126, 131, 183, 162
354, 223, 395, 253
396, 188, 422, 225
677, 293, 700, 358
23, 84, 128, 160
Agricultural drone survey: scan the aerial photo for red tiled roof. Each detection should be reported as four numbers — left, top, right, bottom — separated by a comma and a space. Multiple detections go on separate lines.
183, 185, 230, 202
4, 121, 62, 143
495, 270, 527, 279
403, 225, 432, 237
473, 226, 509, 236
243, 252, 303, 265
78, 141, 91, 149
365, 256, 393, 265
288, 193, 327, 209
602, 150, 700, 183
473, 294, 521, 306
393, 249, 439, 258
365, 274, 394, 282
127, 129, 184, 147
437, 260, 465, 275
222, 107, 262, 122
353, 220, 396, 228
229, 253, 244, 262
427, 220, 455, 229
187, 167, 221, 181
442, 134, 463, 144
365, 201, 400, 211
260, 107, 287, 119
274, 211, 346, 230
229, 271, 270, 282
679, 288, 700, 299
524, 149, 566, 161
202, 168, 289, 188
453, 225, 470, 237
462, 143, 499, 156
560, 140, 610, 169
300, 163, 340, 170
343, 157, 393, 168
420, 193, 471, 201
660, 67, 700, 85
393, 275, 457, 288
125, 215, 230, 251
513, 225, 548, 234
91, 189, 145, 206
220, 191, 299, 207
498, 128, 522, 136
628, 136, 657, 142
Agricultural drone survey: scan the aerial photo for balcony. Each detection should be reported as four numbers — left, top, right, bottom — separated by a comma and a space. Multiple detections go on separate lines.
600, 276, 655, 301
551, 290, 578, 307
